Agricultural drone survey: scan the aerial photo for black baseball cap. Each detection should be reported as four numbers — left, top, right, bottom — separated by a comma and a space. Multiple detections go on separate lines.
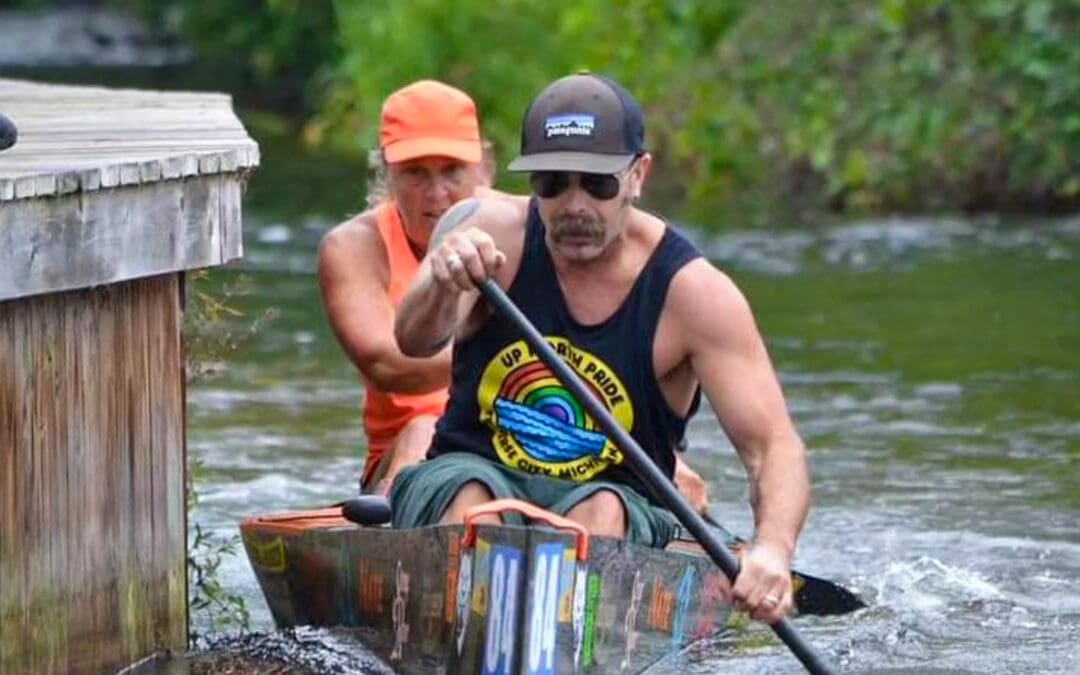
507, 73, 645, 174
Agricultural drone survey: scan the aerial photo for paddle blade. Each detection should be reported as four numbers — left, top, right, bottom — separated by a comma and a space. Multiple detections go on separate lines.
341, 495, 392, 526
793, 571, 866, 616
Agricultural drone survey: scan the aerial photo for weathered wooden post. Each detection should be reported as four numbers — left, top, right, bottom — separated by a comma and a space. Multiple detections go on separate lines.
0, 78, 258, 674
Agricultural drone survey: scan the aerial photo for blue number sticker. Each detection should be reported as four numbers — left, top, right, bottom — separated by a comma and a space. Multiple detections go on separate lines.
482, 546, 522, 675
526, 543, 564, 675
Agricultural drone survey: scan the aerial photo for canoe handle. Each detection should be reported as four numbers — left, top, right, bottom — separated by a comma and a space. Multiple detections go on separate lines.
462, 498, 589, 561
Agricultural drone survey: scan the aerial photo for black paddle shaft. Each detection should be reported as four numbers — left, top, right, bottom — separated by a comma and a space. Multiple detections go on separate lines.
479, 279, 839, 675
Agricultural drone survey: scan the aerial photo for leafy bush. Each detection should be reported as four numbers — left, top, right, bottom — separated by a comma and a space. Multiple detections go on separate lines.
183, 271, 277, 645
117, 0, 1079, 226
321, 0, 1079, 225
114, 0, 339, 114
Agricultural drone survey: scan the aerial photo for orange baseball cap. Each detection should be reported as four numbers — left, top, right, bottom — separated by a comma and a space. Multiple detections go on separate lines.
379, 80, 482, 164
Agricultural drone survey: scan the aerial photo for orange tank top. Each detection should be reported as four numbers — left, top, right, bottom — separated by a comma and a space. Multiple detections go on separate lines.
361, 202, 449, 472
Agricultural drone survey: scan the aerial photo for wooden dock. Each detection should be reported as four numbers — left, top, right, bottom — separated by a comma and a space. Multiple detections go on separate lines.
0, 78, 258, 675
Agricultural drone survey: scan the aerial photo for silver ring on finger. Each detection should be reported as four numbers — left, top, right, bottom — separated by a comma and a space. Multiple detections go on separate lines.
762, 594, 780, 607
445, 253, 463, 270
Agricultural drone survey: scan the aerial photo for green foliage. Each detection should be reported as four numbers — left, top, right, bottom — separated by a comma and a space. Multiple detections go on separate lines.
705, 0, 1080, 222
187, 522, 251, 646
322, 0, 750, 203
320, 0, 1079, 226
113, 0, 339, 114
183, 271, 279, 381
187, 455, 250, 646
183, 272, 277, 645
121, 0, 1079, 224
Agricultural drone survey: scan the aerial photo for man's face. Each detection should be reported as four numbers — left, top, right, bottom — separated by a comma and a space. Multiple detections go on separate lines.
387, 156, 488, 249
533, 155, 650, 263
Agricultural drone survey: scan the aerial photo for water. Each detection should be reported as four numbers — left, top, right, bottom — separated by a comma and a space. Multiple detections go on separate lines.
188, 200, 1080, 673
10, 8, 1074, 674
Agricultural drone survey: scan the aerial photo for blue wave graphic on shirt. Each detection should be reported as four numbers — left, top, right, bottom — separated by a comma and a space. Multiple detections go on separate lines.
494, 398, 607, 463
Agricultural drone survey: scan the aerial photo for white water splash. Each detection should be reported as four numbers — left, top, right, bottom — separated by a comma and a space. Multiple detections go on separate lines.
698, 215, 1077, 275
875, 556, 1003, 612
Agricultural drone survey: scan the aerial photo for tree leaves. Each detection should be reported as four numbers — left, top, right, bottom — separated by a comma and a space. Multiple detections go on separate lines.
118, 0, 1080, 225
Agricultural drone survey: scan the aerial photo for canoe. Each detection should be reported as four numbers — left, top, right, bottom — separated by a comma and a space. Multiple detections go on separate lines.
240, 501, 737, 674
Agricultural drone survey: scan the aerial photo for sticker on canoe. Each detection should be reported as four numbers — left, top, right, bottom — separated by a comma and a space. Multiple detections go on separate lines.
478, 338, 632, 481
472, 538, 493, 615
692, 570, 732, 640
445, 535, 461, 624
581, 571, 602, 668
390, 560, 411, 661
558, 546, 576, 623
482, 545, 523, 675
420, 591, 443, 643
672, 565, 698, 645
357, 559, 384, 615
525, 543, 563, 675
620, 569, 646, 671
245, 536, 286, 573
646, 572, 676, 632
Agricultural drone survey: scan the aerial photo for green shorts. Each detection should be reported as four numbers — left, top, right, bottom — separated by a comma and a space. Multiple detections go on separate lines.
389, 452, 678, 548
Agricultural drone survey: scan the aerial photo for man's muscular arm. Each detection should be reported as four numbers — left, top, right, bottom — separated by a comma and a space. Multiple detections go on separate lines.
395, 199, 488, 356
671, 260, 810, 624
396, 197, 514, 356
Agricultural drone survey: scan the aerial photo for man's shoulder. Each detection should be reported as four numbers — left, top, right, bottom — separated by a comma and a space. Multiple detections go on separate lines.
430, 192, 529, 246
665, 256, 753, 336
669, 255, 738, 296
478, 191, 530, 221
476, 194, 533, 254
463, 192, 527, 235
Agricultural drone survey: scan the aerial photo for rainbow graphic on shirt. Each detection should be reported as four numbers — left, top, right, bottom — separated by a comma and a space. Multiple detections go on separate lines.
478, 337, 631, 480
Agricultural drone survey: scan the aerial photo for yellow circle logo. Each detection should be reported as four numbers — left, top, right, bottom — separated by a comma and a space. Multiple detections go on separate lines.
477, 338, 632, 480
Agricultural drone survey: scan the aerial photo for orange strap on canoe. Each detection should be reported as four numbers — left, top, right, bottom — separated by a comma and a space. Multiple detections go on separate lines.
462, 498, 590, 562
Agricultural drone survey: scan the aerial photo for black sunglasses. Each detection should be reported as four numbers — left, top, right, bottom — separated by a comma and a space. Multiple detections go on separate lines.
530, 170, 624, 201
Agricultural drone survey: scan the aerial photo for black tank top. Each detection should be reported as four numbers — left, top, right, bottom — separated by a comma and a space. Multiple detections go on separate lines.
430, 200, 702, 501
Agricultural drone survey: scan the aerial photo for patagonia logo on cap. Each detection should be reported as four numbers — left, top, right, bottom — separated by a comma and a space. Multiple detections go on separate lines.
544, 114, 595, 139
508, 74, 644, 174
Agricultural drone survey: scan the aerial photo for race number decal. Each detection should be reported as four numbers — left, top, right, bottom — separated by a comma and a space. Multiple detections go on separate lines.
525, 543, 564, 675
482, 546, 522, 675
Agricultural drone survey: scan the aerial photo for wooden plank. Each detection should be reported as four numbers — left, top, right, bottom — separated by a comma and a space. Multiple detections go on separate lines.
0, 173, 245, 302
0, 78, 259, 202
0, 275, 187, 675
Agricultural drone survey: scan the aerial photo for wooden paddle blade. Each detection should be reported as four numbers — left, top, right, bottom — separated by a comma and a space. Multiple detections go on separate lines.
792, 571, 866, 616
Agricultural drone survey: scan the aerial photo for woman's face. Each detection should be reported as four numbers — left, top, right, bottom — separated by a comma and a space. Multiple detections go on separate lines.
387, 156, 489, 250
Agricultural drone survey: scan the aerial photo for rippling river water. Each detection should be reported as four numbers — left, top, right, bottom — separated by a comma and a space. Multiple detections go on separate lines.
186, 206, 1079, 674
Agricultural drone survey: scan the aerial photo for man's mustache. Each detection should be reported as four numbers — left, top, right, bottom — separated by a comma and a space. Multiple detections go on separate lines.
550, 214, 603, 238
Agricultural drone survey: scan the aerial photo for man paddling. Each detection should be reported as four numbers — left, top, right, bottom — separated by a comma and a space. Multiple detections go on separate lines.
318, 79, 710, 508
391, 73, 812, 624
